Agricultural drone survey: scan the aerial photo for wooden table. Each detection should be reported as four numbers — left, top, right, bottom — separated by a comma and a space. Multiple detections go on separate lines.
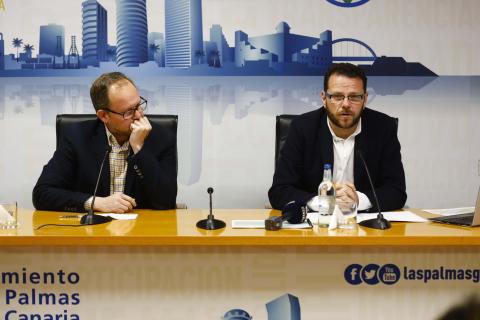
0, 209, 478, 320
1, 208, 479, 246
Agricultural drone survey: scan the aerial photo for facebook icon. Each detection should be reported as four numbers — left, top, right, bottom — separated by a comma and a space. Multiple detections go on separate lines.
344, 264, 363, 285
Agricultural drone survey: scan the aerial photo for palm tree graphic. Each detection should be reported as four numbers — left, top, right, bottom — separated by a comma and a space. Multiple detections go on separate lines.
194, 49, 204, 65
23, 44, 35, 59
12, 38, 23, 62
149, 43, 160, 61
210, 50, 220, 67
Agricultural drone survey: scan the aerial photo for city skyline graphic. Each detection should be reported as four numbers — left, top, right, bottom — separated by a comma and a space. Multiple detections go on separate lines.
222, 293, 301, 320
0, 0, 436, 76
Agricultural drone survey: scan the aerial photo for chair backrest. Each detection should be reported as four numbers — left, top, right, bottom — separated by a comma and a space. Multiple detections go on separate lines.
56, 114, 178, 149
275, 114, 297, 168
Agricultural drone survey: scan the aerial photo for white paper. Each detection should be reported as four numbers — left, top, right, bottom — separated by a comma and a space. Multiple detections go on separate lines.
99, 213, 138, 220
423, 207, 474, 216
357, 211, 427, 223
232, 219, 312, 229
0, 205, 15, 224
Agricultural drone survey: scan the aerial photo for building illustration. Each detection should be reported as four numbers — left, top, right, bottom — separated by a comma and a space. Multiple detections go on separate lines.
39, 23, 64, 56
266, 293, 301, 320
209, 24, 233, 66
82, 0, 108, 67
115, 0, 148, 67
165, 0, 203, 68
0, 33, 4, 70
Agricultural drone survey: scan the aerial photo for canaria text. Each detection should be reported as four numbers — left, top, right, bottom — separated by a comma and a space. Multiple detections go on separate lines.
4, 310, 79, 320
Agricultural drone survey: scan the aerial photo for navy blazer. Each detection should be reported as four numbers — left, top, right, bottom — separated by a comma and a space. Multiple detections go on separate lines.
268, 107, 407, 211
33, 119, 177, 212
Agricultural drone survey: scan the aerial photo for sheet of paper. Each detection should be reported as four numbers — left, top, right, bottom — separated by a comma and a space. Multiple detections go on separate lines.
357, 211, 427, 223
99, 213, 138, 220
422, 207, 475, 216
232, 219, 312, 229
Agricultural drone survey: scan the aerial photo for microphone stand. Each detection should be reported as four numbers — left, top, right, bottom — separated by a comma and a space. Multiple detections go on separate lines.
80, 148, 114, 226
196, 187, 226, 230
357, 150, 391, 230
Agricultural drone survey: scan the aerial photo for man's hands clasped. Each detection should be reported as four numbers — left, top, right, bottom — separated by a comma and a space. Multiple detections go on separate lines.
335, 182, 359, 205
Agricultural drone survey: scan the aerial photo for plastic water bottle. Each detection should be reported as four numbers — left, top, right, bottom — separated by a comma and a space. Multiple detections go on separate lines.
317, 164, 335, 227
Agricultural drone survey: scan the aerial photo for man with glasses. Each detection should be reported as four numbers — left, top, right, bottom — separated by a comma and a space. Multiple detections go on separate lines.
33, 72, 177, 212
269, 63, 406, 212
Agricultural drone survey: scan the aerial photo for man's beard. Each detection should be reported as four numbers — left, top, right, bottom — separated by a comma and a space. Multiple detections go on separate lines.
325, 104, 364, 130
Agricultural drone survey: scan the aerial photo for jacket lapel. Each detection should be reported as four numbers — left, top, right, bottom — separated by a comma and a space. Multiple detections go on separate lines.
318, 109, 334, 171
124, 147, 135, 196
354, 120, 367, 187
91, 121, 110, 197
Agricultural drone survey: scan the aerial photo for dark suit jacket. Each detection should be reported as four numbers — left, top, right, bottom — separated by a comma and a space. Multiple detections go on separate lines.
33, 119, 177, 212
268, 107, 406, 211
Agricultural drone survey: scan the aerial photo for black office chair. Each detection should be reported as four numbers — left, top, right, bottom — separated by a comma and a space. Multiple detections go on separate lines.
55, 114, 186, 209
265, 114, 297, 209
275, 114, 297, 169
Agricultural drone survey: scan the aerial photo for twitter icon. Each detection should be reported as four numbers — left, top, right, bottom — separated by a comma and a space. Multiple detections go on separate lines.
361, 264, 380, 285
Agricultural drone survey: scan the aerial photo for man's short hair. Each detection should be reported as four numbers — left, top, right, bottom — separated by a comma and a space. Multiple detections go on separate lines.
324, 63, 367, 93
437, 295, 480, 320
90, 72, 136, 111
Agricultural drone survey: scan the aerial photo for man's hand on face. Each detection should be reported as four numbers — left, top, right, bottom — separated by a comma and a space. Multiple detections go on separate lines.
335, 182, 359, 205
129, 116, 152, 154
94, 193, 137, 213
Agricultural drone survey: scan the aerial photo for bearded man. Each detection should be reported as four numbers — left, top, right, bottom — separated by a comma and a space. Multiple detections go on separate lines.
268, 63, 406, 212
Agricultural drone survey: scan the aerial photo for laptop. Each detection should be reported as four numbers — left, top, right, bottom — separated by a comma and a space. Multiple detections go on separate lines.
429, 187, 480, 227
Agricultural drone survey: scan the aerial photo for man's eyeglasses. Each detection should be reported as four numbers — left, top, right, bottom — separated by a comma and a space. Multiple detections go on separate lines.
102, 97, 147, 119
326, 92, 365, 104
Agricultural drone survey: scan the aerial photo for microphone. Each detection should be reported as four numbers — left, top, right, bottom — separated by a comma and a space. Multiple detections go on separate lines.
356, 149, 391, 230
265, 201, 307, 231
196, 187, 226, 230
80, 146, 114, 226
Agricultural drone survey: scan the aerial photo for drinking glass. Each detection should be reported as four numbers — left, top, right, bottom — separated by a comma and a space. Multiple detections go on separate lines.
336, 199, 357, 229
0, 201, 18, 229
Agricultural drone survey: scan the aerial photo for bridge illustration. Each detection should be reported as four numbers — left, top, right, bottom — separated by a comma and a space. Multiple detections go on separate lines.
332, 38, 377, 62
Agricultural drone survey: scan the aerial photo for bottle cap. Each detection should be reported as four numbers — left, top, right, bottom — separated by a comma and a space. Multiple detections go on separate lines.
323, 164, 332, 170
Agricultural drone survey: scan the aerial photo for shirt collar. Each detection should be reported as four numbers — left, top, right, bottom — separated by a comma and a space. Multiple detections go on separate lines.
326, 116, 362, 142
104, 125, 130, 149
